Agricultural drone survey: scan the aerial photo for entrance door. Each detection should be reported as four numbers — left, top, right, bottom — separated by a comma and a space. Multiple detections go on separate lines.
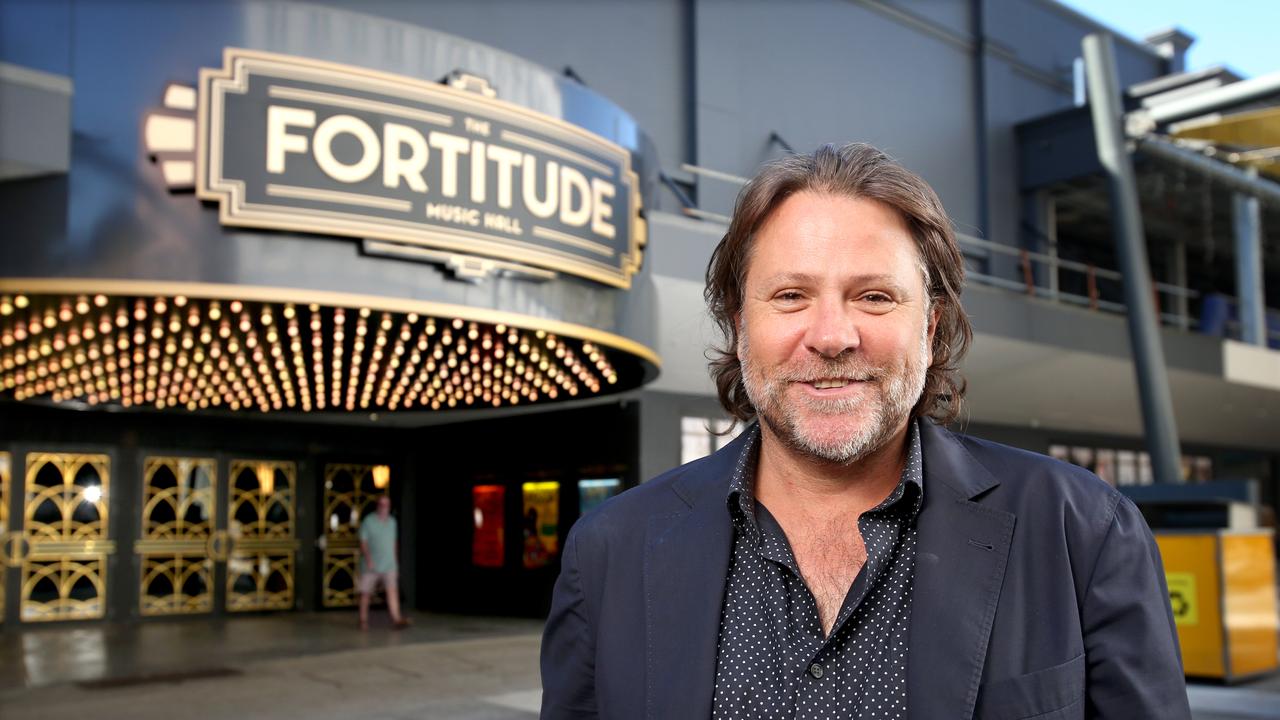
18, 453, 114, 622
226, 459, 298, 612
137, 456, 218, 616
320, 463, 387, 607
0, 452, 9, 622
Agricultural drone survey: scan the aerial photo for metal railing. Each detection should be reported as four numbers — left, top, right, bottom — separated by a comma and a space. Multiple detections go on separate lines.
671, 162, 1280, 340
956, 233, 1201, 330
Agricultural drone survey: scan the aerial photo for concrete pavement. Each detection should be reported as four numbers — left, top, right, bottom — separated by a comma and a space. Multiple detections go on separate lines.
1, 611, 1278, 719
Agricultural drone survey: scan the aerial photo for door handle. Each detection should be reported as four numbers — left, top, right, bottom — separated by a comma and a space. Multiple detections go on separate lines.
0, 531, 31, 566
206, 529, 231, 562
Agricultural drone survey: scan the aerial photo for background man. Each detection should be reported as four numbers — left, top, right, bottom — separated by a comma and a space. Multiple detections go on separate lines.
540, 143, 1189, 719
358, 494, 411, 630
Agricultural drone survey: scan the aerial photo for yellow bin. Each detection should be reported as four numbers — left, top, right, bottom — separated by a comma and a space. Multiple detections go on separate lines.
1155, 530, 1279, 681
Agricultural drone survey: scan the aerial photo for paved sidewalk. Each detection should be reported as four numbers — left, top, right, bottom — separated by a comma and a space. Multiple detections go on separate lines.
2, 611, 1278, 719
0, 613, 544, 720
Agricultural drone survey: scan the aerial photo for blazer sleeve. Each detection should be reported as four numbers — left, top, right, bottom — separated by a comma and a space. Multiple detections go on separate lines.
1081, 495, 1191, 719
540, 524, 599, 720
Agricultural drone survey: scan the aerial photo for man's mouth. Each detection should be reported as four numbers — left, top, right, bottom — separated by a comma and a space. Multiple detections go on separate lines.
808, 378, 858, 389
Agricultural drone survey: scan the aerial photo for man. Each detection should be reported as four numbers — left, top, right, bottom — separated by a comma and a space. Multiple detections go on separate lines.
540, 143, 1189, 719
358, 494, 411, 630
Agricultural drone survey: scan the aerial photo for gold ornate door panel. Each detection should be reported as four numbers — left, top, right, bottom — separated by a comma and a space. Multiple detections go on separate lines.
321, 463, 389, 607
226, 459, 297, 612
136, 457, 217, 616
0, 452, 9, 621
20, 453, 115, 622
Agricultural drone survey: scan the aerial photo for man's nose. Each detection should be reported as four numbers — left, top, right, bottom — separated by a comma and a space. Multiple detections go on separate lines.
803, 296, 860, 358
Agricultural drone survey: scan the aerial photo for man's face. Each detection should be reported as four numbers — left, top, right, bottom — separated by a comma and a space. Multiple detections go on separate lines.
738, 191, 936, 465
377, 496, 391, 516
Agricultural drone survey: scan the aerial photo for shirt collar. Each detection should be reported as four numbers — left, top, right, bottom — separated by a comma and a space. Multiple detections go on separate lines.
725, 419, 925, 536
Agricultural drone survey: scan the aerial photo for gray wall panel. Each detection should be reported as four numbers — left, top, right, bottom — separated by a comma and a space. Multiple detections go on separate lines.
985, 58, 1073, 255
316, 0, 692, 184
880, 0, 973, 37
639, 389, 732, 482
693, 0, 980, 232
986, 0, 1165, 90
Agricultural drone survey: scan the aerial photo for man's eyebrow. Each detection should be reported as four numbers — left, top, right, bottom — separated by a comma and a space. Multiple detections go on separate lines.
758, 272, 912, 293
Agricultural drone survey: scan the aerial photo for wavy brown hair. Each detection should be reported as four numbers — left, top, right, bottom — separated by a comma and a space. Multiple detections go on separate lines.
705, 143, 971, 425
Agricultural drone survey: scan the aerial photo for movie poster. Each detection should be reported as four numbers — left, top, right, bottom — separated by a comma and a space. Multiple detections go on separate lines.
471, 484, 505, 568
522, 481, 560, 569
578, 478, 621, 516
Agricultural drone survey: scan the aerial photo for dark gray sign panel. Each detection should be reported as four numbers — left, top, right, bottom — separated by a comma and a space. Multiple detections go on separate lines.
193, 49, 646, 288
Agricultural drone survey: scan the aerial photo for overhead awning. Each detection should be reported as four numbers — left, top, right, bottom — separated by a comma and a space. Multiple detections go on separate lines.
0, 281, 655, 415
1172, 105, 1280, 179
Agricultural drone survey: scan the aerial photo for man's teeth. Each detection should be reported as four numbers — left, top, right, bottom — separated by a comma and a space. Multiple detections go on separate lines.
811, 378, 849, 389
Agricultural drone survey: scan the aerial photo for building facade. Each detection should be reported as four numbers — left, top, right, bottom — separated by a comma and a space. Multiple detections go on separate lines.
0, 0, 1276, 625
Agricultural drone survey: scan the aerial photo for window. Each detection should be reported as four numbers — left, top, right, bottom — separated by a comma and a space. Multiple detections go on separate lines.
681, 416, 744, 465
1050, 444, 1213, 486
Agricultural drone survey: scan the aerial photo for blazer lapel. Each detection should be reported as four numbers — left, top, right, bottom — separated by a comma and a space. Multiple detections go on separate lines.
643, 433, 744, 720
908, 422, 1017, 720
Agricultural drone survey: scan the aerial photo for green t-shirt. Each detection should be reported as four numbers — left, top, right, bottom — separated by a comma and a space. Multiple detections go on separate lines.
359, 514, 398, 573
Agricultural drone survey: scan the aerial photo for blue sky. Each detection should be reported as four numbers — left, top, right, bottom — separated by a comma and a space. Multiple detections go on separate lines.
1057, 0, 1279, 78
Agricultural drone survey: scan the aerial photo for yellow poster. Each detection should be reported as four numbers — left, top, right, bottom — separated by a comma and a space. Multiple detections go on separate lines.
522, 481, 560, 569
1166, 572, 1199, 626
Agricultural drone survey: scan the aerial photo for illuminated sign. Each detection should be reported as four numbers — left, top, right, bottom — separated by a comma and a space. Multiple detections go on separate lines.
472, 484, 505, 568
147, 48, 646, 288
522, 480, 559, 569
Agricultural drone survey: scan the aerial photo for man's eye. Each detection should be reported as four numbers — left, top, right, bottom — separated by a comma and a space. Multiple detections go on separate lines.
861, 293, 892, 303
774, 291, 804, 302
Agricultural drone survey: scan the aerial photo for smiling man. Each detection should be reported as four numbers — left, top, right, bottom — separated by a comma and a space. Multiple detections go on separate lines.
540, 144, 1190, 719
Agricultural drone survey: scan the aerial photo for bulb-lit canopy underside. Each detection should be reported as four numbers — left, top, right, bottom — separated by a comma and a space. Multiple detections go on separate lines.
0, 292, 643, 414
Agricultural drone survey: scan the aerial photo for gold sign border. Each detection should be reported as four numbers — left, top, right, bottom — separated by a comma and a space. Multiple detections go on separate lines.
195, 48, 647, 289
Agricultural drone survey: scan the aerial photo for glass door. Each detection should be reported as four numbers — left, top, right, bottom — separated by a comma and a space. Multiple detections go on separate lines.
0, 452, 9, 622
137, 456, 217, 616
320, 463, 388, 607
19, 453, 114, 622
226, 459, 297, 611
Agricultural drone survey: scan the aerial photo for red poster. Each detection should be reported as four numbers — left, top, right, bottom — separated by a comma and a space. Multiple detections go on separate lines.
472, 485, 505, 568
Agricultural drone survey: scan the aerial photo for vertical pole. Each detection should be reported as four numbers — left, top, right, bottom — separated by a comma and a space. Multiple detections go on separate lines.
1047, 197, 1060, 302
971, 0, 990, 239
1234, 169, 1266, 346
1169, 239, 1189, 331
1083, 33, 1184, 484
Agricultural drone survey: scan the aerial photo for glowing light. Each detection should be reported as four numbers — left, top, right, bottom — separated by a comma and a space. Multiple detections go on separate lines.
0, 293, 630, 414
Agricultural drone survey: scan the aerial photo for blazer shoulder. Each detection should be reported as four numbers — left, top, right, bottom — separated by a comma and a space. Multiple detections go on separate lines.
951, 431, 1123, 519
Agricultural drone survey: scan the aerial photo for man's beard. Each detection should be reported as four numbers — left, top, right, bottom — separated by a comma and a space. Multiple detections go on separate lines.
738, 322, 930, 465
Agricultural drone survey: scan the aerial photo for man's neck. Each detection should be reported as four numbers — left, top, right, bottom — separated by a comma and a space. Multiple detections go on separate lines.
754, 420, 911, 519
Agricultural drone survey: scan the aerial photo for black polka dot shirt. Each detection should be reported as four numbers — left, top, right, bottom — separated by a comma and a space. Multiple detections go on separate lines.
712, 421, 924, 720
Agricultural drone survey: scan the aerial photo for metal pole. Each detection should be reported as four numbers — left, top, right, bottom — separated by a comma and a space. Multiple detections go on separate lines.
1047, 197, 1059, 302
1083, 33, 1184, 484
1136, 135, 1280, 207
1234, 168, 1266, 346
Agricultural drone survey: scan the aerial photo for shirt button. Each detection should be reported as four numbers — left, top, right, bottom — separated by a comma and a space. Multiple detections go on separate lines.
809, 663, 824, 679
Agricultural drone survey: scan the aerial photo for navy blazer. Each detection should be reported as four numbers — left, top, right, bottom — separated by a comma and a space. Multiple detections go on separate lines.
541, 420, 1190, 719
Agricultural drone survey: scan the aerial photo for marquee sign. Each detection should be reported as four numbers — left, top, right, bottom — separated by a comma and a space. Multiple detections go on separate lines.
146, 48, 646, 289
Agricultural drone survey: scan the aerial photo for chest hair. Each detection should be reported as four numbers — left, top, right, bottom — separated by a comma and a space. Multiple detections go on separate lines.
784, 511, 866, 637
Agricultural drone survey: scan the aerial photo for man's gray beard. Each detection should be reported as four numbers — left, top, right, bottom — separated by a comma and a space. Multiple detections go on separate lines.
738, 323, 930, 465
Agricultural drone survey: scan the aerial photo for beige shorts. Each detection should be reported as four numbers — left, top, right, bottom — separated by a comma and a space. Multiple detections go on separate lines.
358, 569, 398, 595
